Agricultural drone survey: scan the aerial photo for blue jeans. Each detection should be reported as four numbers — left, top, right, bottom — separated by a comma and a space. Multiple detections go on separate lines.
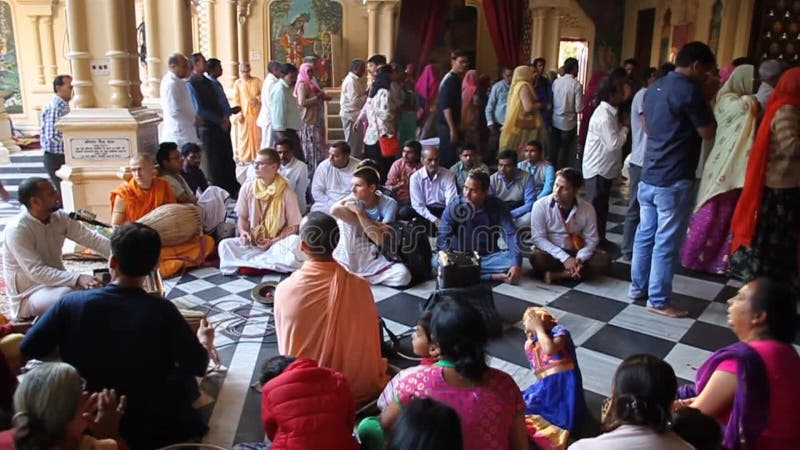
628, 179, 694, 308
432, 251, 517, 280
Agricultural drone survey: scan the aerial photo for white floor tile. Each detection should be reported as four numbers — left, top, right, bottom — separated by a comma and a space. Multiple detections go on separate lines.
493, 277, 569, 305
547, 308, 607, 346
664, 343, 713, 382
174, 278, 217, 294
697, 302, 730, 328
609, 304, 694, 341
403, 279, 437, 299
371, 285, 401, 302
605, 232, 623, 245
216, 278, 258, 293
488, 357, 537, 390
672, 274, 724, 301
575, 276, 634, 303
574, 347, 621, 397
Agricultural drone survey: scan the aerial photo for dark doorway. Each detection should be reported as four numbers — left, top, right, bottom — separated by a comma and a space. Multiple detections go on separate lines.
634, 8, 656, 67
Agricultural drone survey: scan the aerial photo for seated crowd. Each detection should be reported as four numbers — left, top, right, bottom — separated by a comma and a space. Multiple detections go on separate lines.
2, 42, 799, 450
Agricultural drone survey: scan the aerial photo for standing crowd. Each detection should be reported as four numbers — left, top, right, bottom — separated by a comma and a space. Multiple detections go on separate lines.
0, 39, 796, 450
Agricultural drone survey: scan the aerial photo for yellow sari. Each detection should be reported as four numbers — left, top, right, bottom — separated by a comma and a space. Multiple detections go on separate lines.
500, 65, 543, 152
234, 76, 263, 162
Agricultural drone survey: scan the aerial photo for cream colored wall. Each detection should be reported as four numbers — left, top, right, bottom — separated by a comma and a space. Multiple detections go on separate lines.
8, 0, 71, 130
621, 0, 754, 67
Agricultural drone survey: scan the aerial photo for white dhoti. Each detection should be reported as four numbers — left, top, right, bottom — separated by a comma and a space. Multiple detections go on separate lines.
198, 186, 230, 233
218, 234, 304, 275
16, 286, 75, 320
332, 220, 412, 287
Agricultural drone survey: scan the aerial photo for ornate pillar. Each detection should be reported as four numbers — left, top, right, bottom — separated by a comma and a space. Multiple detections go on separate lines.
29, 16, 45, 86
106, 0, 132, 108
226, 0, 239, 85
366, 1, 379, 59
531, 8, 546, 63
205, 0, 216, 57
237, 0, 252, 65
143, 0, 161, 99
174, 0, 193, 55
379, 2, 398, 60
40, 16, 58, 82
123, 0, 143, 107
65, 0, 96, 108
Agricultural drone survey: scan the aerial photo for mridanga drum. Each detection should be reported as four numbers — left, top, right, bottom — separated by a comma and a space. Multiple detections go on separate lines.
137, 204, 202, 246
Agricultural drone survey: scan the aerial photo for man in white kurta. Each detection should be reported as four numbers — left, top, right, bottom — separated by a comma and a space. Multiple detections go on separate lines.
310, 142, 360, 213
276, 139, 310, 214
3, 178, 110, 320
156, 142, 230, 233
218, 149, 304, 275
339, 59, 367, 158
256, 61, 282, 149
159, 54, 198, 147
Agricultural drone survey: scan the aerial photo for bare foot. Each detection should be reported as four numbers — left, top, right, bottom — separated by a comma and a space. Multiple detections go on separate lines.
543, 271, 553, 284
647, 305, 689, 318
491, 273, 508, 282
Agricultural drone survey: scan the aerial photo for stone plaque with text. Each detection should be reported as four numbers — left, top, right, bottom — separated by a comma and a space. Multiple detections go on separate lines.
70, 138, 131, 159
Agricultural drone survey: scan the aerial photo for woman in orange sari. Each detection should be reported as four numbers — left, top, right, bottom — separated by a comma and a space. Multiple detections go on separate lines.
728, 68, 800, 286
233, 62, 262, 163
110, 154, 214, 278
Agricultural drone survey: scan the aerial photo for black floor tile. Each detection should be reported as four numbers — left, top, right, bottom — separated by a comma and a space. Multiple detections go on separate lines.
680, 321, 738, 352
550, 290, 628, 322
166, 288, 186, 300
632, 292, 709, 319
571, 390, 604, 441
485, 327, 529, 367
582, 324, 676, 360
493, 292, 533, 324
377, 292, 427, 326
194, 286, 236, 301
607, 213, 625, 223
202, 273, 239, 285
713, 285, 739, 303
606, 224, 624, 234
608, 261, 631, 281
178, 273, 198, 283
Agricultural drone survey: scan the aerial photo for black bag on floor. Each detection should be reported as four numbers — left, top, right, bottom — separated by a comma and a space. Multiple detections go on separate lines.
422, 283, 503, 337
383, 218, 432, 283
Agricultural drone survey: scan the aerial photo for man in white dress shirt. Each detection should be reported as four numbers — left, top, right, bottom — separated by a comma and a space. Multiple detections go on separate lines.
310, 141, 359, 213
276, 138, 310, 214
339, 59, 367, 158
159, 54, 198, 147
409, 146, 458, 229
256, 61, 283, 149
582, 76, 629, 244
2, 178, 110, 320
549, 57, 584, 169
530, 168, 609, 284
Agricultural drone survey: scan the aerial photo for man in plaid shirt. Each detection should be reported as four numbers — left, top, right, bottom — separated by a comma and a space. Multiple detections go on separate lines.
40, 75, 73, 195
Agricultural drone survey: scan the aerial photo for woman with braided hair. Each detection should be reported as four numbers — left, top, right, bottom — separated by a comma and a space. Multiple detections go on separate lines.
330, 165, 411, 287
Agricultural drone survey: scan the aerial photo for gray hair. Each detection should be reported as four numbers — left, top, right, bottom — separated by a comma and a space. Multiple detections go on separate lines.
12, 362, 83, 450
758, 60, 785, 83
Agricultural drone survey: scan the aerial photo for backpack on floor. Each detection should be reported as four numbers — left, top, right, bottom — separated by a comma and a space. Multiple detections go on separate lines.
422, 283, 503, 337
383, 218, 432, 283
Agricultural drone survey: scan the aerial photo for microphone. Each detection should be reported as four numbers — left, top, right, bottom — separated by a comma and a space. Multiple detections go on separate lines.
68, 211, 111, 229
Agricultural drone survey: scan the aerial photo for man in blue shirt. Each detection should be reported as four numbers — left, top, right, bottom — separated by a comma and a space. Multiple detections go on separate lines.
187, 53, 240, 197
484, 66, 512, 164
437, 171, 522, 284
630, 42, 717, 318
436, 49, 470, 168
21, 223, 214, 449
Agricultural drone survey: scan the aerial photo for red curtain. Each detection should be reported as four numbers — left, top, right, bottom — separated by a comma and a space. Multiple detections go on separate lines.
394, 0, 455, 75
483, 0, 526, 68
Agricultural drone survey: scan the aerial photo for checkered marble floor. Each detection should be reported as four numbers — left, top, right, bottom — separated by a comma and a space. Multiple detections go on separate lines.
160, 188, 795, 447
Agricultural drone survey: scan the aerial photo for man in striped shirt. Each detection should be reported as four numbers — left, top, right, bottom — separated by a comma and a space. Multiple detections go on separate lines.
40, 75, 73, 195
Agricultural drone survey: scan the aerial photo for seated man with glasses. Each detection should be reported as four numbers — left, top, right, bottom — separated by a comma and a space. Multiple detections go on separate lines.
218, 148, 304, 275
156, 142, 229, 235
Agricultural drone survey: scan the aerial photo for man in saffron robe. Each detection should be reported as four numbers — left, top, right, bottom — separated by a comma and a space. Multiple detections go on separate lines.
218, 148, 303, 275
110, 154, 214, 278
274, 211, 388, 406
233, 62, 263, 163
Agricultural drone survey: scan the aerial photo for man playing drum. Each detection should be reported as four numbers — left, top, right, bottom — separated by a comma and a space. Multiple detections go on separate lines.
110, 154, 214, 278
